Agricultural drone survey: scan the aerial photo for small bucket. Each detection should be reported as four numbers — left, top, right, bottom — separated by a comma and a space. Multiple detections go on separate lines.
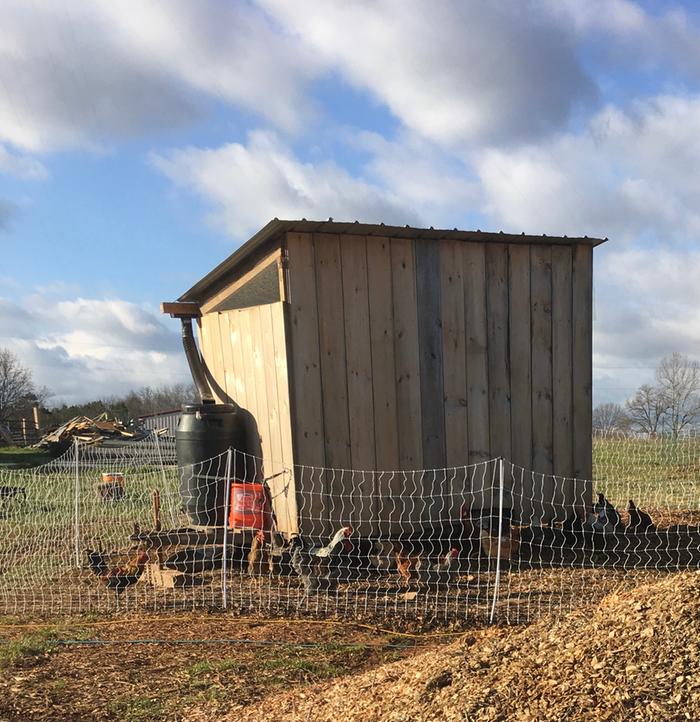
98, 472, 125, 501
229, 482, 271, 530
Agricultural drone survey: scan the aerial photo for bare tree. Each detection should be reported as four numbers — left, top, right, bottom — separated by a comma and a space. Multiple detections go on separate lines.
592, 402, 629, 433
0, 348, 36, 423
625, 383, 667, 434
655, 352, 700, 437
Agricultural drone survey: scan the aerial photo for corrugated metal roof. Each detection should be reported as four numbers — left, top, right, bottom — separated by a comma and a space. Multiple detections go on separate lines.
179, 218, 607, 302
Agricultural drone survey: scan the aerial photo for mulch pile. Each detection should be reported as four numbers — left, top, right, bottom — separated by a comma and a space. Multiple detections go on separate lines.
232, 571, 700, 722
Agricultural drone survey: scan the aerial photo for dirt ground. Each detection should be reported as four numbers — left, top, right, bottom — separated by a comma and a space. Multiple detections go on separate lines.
2, 570, 700, 722
0, 611, 462, 722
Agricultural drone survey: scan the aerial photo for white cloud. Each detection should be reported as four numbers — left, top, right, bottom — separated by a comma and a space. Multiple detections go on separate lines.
0, 293, 189, 404
150, 130, 421, 237
0, 0, 317, 152
257, 0, 595, 146
548, 0, 700, 79
593, 246, 700, 403
0, 145, 47, 180
475, 94, 700, 241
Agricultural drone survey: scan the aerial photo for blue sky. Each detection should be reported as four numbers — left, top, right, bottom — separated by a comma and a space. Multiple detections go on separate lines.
1, 0, 700, 405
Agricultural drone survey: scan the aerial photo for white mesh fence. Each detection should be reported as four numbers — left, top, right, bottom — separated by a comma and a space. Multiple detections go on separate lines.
0, 431, 698, 624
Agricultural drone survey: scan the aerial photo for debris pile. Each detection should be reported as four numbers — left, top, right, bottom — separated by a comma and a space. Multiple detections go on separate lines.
35, 413, 150, 452
232, 571, 700, 722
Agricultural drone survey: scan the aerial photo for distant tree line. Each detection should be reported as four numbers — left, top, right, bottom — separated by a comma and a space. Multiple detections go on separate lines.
0, 346, 196, 429
45, 383, 197, 426
594, 352, 700, 436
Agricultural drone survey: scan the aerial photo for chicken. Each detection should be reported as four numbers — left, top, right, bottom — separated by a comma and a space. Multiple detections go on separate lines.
627, 499, 654, 533
247, 530, 273, 577
89, 549, 149, 591
593, 493, 621, 531
479, 526, 520, 564
85, 549, 110, 576
309, 526, 354, 557
392, 540, 461, 587
289, 526, 353, 606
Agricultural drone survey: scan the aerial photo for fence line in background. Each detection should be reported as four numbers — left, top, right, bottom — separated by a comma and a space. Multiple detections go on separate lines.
0, 432, 698, 624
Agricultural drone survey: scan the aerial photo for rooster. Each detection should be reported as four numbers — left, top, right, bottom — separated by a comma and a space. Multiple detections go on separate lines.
290, 526, 353, 606
627, 499, 654, 533
86, 548, 149, 591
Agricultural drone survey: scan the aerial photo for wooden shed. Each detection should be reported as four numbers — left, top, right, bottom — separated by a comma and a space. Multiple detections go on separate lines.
168, 219, 605, 533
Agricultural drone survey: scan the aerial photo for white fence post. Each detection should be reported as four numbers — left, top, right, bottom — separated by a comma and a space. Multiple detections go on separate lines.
489, 457, 505, 624
73, 438, 81, 568
221, 447, 233, 610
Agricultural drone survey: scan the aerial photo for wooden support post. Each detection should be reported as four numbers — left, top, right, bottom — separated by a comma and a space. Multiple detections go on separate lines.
152, 489, 162, 532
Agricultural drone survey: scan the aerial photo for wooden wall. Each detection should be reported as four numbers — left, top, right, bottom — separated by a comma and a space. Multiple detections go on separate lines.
198, 302, 298, 534
285, 232, 593, 528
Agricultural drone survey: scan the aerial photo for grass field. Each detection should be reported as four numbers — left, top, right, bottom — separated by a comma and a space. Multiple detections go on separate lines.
0, 446, 52, 468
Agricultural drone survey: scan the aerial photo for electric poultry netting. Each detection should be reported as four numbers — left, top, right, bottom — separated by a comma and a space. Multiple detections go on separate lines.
0, 432, 699, 623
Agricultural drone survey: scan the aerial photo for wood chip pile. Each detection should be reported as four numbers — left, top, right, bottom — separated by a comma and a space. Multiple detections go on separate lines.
233, 571, 700, 722
35, 413, 148, 449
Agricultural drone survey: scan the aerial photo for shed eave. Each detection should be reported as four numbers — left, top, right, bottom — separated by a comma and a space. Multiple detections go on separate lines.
178, 218, 607, 303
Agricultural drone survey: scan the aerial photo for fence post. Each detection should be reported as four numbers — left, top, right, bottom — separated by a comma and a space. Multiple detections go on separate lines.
489, 457, 505, 624
221, 448, 233, 610
73, 438, 81, 569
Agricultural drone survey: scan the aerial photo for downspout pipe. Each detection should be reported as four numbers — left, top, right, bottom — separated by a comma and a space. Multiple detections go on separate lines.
180, 317, 216, 404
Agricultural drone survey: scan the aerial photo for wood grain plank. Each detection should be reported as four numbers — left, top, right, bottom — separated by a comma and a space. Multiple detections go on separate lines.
218, 312, 235, 403
530, 245, 554, 520
286, 231, 326, 532
340, 235, 376, 534
314, 233, 351, 471
552, 246, 574, 492
440, 240, 468, 468
415, 239, 446, 476
270, 301, 298, 534
226, 310, 248, 409
340, 235, 376, 470
366, 237, 401, 532
508, 245, 533, 523
391, 238, 423, 472
249, 305, 272, 474
508, 245, 532, 471
572, 245, 593, 487
486, 244, 511, 463
462, 243, 489, 468
366, 237, 400, 472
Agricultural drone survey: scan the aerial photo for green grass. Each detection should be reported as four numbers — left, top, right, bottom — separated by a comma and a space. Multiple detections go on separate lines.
0, 446, 51, 468
0, 629, 56, 668
593, 435, 700, 509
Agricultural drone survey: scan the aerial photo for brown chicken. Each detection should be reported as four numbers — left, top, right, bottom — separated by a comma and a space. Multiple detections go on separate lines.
87, 549, 149, 591
247, 530, 273, 577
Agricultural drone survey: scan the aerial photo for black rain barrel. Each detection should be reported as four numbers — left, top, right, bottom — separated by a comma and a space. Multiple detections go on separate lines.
176, 403, 250, 527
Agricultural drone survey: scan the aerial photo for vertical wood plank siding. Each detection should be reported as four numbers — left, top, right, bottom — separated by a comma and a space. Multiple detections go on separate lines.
415, 239, 446, 471
485, 244, 511, 463
440, 241, 468, 468
463, 243, 490, 467
197, 302, 297, 533
341, 235, 376, 533
572, 246, 593, 486
280, 232, 594, 527
552, 246, 574, 491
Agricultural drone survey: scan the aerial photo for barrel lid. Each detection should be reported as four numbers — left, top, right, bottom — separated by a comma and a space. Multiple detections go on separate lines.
180, 403, 237, 414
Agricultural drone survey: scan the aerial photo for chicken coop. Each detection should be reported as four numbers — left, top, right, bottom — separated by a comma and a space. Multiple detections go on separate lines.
167, 219, 605, 534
